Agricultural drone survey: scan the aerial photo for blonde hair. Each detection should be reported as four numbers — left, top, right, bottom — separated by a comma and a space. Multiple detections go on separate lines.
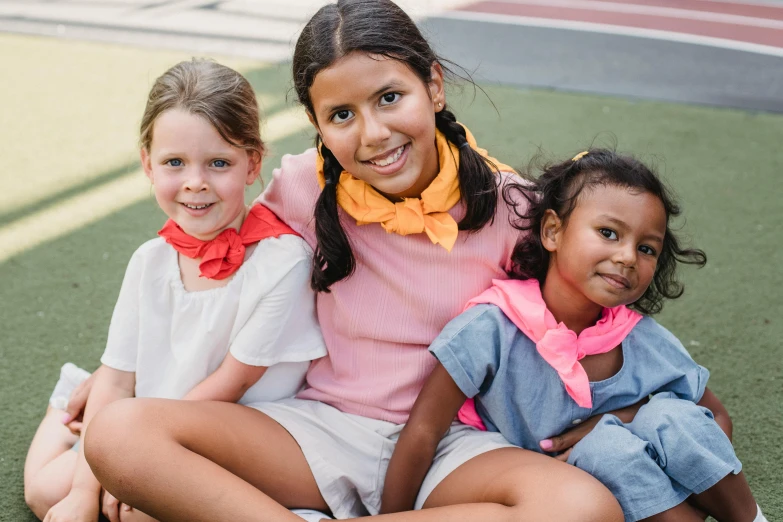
140, 59, 264, 159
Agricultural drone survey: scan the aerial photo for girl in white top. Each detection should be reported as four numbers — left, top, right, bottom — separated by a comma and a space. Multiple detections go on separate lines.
23, 59, 326, 522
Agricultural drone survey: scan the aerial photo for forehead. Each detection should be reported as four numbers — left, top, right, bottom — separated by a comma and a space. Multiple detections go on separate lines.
574, 185, 667, 235
309, 53, 425, 109
150, 109, 232, 152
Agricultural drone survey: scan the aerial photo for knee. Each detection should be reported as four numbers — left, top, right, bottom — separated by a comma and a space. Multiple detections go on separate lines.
532, 465, 624, 522
84, 398, 147, 486
569, 423, 645, 476
633, 396, 714, 437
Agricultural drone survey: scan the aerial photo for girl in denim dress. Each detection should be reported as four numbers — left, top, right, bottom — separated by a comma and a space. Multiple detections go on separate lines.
382, 149, 767, 522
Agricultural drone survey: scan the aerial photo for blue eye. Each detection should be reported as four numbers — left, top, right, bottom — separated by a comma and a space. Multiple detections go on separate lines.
211, 159, 228, 168
380, 92, 401, 105
639, 245, 657, 256
331, 109, 353, 124
166, 158, 183, 167
599, 228, 617, 240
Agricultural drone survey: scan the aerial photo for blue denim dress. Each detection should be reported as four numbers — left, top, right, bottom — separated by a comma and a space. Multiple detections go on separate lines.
430, 305, 742, 521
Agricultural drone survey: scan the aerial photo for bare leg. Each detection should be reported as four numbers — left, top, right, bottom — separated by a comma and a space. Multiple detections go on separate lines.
690, 471, 757, 522
86, 398, 328, 522
86, 399, 623, 522
24, 407, 79, 519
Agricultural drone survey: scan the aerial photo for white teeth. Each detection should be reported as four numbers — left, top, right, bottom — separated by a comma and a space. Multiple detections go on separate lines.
184, 203, 211, 210
369, 145, 404, 167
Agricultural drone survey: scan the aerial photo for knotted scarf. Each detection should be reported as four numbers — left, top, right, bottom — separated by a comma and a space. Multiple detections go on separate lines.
458, 278, 642, 429
315, 125, 514, 252
158, 204, 299, 280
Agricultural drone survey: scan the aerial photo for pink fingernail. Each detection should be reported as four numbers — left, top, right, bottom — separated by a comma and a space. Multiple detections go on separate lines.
61, 414, 72, 424
539, 439, 553, 450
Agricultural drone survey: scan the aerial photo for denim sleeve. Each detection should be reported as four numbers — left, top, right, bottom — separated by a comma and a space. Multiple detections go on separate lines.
642, 318, 710, 403
429, 304, 510, 399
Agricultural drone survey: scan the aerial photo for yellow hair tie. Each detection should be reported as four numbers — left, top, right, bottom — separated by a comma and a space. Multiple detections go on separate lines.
572, 151, 589, 162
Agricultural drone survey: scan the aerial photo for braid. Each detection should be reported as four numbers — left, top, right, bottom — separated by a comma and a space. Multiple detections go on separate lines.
434, 109, 498, 230
311, 141, 356, 292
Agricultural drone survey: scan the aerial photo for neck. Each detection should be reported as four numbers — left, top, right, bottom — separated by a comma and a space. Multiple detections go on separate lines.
540, 266, 603, 335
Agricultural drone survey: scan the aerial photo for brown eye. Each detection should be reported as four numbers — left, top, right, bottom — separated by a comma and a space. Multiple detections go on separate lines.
639, 245, 657, 256
332, 109, 353, 123
599, 228, 617, 240
380, 93, 401, 105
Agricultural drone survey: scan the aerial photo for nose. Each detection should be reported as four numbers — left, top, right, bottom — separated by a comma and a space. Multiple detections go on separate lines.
360, 112, 392, 148
613, 242, 637, 267
183, 166, 208, 192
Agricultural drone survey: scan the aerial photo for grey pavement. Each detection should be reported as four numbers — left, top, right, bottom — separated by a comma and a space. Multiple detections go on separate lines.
1, 0, 782, 113
421, 16, 783, 114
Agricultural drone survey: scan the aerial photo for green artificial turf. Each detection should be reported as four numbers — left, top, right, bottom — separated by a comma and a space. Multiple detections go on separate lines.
1, 35, 781, 520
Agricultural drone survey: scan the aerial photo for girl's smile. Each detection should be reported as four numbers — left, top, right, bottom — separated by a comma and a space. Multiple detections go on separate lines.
308, 52, 444, 199
141, 109, 260, 241
542, 185, 666, 331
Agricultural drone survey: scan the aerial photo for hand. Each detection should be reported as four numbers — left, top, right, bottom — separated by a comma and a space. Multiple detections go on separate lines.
103, 490, 158, 522
102, 490, 122, 522
43, 488, 99, 522
62, 370, 98, 434
540, 399, 648, 462
540, 415, 604, 462
119, 506, 158, 522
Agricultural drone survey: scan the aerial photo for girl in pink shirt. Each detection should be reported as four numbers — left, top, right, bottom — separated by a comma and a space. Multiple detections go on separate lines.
82, 1, 625, 521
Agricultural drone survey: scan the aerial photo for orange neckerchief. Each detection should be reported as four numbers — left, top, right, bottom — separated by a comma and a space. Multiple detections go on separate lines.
158, 204, 300, 280
316, 125, 514, 252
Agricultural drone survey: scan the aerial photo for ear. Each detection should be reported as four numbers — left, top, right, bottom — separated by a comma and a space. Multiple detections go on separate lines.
540, 209, 562, 253
307, 111, 320, 134
428, 62, 446, 111
245, 151, 262, 185
140, 148, 153, 183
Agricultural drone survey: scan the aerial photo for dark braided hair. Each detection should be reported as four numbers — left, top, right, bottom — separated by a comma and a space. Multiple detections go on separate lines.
503, 148, 707, 315
293, 0, 502, 292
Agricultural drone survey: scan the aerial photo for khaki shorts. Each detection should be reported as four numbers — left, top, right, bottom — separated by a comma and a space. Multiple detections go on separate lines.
252, 398, 514, 519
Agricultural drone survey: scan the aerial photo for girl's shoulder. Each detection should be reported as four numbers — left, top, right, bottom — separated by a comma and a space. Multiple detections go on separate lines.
256, 149, 320, 238
266, 148, 319, 193
127, 237, 170, 266
628, 315, 693, 359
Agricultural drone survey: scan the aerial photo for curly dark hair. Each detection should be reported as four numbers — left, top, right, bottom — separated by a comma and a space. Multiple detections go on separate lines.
503, 148, 707, 315
293, 0, 502, 292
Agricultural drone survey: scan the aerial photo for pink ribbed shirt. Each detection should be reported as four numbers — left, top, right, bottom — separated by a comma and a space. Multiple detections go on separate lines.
258, 148, 524, 424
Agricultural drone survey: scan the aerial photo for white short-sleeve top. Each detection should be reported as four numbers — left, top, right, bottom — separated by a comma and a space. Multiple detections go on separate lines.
100, 234, 327, 404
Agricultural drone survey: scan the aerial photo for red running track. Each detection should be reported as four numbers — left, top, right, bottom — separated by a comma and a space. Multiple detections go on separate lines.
457, 0, 783, 49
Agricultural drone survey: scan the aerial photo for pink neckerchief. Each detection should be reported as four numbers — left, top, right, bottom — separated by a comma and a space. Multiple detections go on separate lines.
457, 278, 642, 429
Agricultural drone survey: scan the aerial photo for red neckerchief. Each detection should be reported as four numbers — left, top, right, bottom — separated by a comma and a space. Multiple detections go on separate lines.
158, 204, 300, 280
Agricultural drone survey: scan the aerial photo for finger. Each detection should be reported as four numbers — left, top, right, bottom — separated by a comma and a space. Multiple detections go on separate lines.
539, 433, 569, 452
67, 421, 84, 434
64, 376, 92, 421
103, 492, 121, 522
554, 447, 573, 462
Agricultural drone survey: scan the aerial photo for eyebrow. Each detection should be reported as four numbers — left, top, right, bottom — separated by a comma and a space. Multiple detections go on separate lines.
321, 81, 405, 115
598, 215, 664, 243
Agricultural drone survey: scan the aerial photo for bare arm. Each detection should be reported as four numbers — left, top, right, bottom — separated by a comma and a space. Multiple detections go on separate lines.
183, 352, 267, 403
697, 386, 732, 441
379, 363, 468, 514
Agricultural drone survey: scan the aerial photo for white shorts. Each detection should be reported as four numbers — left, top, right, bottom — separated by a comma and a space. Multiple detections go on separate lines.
252, 398, 514, 519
